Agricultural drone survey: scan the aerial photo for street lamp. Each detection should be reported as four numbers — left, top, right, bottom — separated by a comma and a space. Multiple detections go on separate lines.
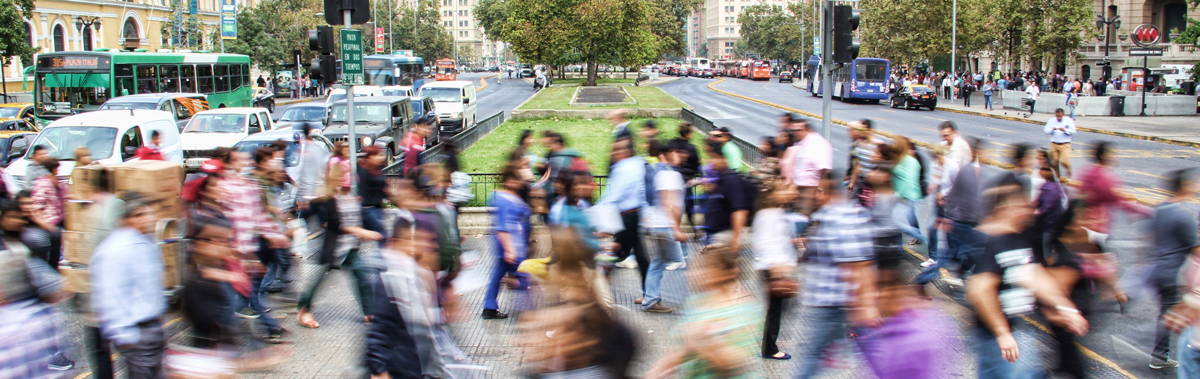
1095, 2, 1121, 83
75, 16, 101, 51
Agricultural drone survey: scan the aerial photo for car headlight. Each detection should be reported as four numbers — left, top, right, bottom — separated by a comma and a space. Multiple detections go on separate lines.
452, 112, 463, 119
360, 136, 373, 147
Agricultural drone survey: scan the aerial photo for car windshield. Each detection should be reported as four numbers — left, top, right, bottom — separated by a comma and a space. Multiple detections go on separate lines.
0, 108, 20, 118
911, 87, 934, 94
420, 87, 461, 102
328, 104, 390, 125
328, 93, 346, 104
99, 101, 158, 110
280, 106, 326, 122
236, 141, 300, 167
29, 126, 118, 160
381, 89, 408, 97
185, 114, 246, 133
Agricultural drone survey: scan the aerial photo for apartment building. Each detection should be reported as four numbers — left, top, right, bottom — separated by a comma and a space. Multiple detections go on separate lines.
692, 0, 795, 60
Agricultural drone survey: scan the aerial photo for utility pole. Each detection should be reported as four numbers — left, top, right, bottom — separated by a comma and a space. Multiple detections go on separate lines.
820, 0, 831, 140
950, 0, 957, 80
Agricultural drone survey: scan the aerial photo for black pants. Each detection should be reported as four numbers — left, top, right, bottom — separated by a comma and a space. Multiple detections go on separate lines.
683, 188, 696, 229
115, 320, 166, 379
614, 209, 648, 292
761, 271, 788, 356
86, 326, 114, 379
1155, 283, 1183, 361
1051, 323, 1085, 378
963, 91, 972, 106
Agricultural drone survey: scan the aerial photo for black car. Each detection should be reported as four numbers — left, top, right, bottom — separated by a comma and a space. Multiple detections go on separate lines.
323, 96, 414, 166
890, 85, 938, 110
778, 71, 794, 83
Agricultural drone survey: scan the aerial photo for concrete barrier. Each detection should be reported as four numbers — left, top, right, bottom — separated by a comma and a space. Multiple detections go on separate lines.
510, 108, 682, 120
1001, 89, 1197, 116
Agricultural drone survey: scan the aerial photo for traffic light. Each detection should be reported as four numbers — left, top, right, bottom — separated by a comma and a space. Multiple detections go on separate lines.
310, 54, 336, 83
832, 5, 860, 64
308, 26, 334, 54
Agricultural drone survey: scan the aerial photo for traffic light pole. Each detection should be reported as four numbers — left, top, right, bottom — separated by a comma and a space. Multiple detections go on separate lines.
820, 0, 832, 141
345, 9, 358, 196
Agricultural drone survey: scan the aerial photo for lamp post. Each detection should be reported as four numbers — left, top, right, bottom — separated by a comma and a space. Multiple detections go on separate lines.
1095, 2, 1121, 84
74, 16, 101, 51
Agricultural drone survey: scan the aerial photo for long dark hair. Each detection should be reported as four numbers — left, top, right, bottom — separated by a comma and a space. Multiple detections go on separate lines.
560, 170, 594, 206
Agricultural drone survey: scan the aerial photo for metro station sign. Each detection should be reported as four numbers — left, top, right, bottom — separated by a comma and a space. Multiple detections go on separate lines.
1131, 24, 1161, 47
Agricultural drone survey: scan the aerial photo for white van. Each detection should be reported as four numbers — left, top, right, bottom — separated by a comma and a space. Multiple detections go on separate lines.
419, 80, 477, 135
3, 110, 183, 191
180, 107, 275, 170
325, 85, 384, 106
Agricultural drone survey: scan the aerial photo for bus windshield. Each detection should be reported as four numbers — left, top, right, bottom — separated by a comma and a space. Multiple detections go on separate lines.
36, 73, 110, 115
30, 126, 118, 160
420, 87, 461, 102
856, 60, 888, 81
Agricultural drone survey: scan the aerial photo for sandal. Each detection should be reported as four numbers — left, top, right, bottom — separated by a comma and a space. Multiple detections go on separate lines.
296, 311, 320, 329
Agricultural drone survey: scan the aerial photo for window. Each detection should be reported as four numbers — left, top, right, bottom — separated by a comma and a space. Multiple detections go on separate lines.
724, 27, 733, 33
459, 0, 467, 5
214, 64, 229, 92
724, 42, 734, 47
53, 25, 65, 52
82, 26, 93, 51
160, 65, 180, 92
240, 64, 250, 90
460, 20, 468, 27
443, 0, 450, 5
172, 99, 194, 121
724, 6, 733, 12
1164, 3, 1188, 42
120, 127, 143, 160
197, 64, 213, 93
181, 65, 196, 92
444, 21, 452, 27
725, 48, 732, 54
458, 10, 466, 16
136, 64, 158, 94
248, 114, 261, 132
122, 18, 139, 44
116, 64, 135, 96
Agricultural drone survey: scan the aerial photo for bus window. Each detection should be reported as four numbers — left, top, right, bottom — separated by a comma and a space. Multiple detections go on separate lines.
230, 64, 242, 89
241, 64, 250, 89
136, 65, 158, 94
160, 65, 180, 92
181, 65, 196, 92
215, 64, 229, 92
197, 64, 213, 93
116, 64, 135, 96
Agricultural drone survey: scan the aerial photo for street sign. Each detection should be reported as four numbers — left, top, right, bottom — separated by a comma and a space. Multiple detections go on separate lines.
1129, 47, 1164, 56
220, 0, 237, 40
394, 50, 412, 57
374, 27, 384, 53
340, 29, 364, 85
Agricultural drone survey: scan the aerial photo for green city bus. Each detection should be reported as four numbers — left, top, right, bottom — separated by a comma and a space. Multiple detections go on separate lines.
34, 50, 252, 121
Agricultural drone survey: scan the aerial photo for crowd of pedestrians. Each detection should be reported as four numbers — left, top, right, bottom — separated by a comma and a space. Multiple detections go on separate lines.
1, 96, 1197, 379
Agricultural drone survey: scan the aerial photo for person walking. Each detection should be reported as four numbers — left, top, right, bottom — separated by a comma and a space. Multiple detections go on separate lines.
940, 121, 973, 168
639, 142, 686, 313
401, 116, 433, 177
1147, 169, 1197, 370
701, 140, 752, 247
709, 127, 746, 173
751, 182, 800, 361
667, 123, 701, 231
0, 202, 71, 378
1024, 80, 1041, 117
961, 79, 975, 107
1044, 108, 1077, 179
846, 120, 879, 206
780, 116, 832, 216
890, 138, 927, 247
91, 193, 168, 378
1078, 142, 1152, 235
942, 75, 953, 99
134, 131, 165, 160
916, 138, 982, 285
358, 146, 389, 239
482, 164, 532, 319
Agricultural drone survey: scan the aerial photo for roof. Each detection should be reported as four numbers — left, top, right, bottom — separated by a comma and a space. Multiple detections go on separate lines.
106, 93, 206, 102
329, 96, 411, 105
194, 107, 270, 115
46, 110, 174, 128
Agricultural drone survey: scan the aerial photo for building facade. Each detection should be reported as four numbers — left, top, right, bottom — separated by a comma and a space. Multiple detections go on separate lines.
437, 0, 502, 67
5, 0, 235, 88
692, 0, 794, 60
1072, 0, 1200, 82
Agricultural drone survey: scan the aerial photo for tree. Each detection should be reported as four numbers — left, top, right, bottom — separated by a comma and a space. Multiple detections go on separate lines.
388, 0, 454, 60
0, 0, 36, 68
1170, 0, 1200, 46
859, 0, 952, 65
224, 0, 323, 71
736, 4, 810, 63
1023, 0, 1094, 73
647, 0, 702, 58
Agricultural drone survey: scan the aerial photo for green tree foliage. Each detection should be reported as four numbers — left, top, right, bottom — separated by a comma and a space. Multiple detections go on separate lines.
648, 0, 702, 59
1022, 0, 1095, 70
387, 0, 454, 60
1174, 0, 1200, 46
224, 0, 323, 71
859, 0, 951, 65
0, 0, 36, 66
736, 4, 811, 62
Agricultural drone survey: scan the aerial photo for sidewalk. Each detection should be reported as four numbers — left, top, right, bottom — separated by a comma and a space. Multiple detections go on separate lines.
276, 96, 321, 107
936, 95, 1200, 147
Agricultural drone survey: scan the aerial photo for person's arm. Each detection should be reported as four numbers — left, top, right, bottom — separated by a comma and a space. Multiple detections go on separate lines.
660, 188, 686, 241
495, 203, 520, 263
966, 272, 1019, 362
1043, 120, 1054, 136
1063, 120, 1076, 136
844, 260, 880, 327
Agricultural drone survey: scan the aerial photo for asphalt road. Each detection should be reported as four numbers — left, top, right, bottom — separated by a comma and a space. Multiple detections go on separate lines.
661, 75, 1187, 378
272, 73, 533, 122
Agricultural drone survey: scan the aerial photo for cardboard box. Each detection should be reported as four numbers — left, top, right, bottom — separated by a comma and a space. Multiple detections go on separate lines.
62, 231, 91, 265
156, 197, 184, 221
61, 266, 90, 293
64, 201, 92, 232
110, 161, 184, 199
68, 164, 109, 199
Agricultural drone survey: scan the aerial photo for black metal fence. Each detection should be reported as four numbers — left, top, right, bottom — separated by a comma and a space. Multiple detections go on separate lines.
458, 174, 609, 207
383, 111, 508, 176
680, 107, 763, 166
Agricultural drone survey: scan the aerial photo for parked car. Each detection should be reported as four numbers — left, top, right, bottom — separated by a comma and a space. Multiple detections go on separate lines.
890, 84, 938, 110
324, 85, 384, 106
0, 118, 39, 132
419, 81, 477, 136
99, 93, 209, 130
381, 85, 414, 97
0, 131, 36, 166
324, 96, 413, 166
3, 110, 183, 191
779, 71, 794, 83
274, 104, 328, 130
253, 87, 276, 113
181, 107, 276, 171
234, 127, 334, 182
0, 103, 35, 123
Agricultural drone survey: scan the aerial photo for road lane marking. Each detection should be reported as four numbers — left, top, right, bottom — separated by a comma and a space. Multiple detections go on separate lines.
920, 115, 949, 122
1129, 170, 1167, 180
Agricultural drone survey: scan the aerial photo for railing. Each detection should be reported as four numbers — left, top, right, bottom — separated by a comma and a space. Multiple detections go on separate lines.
680, 107, 763, 166
460, 174, 609, 207
382, 110, 507, 176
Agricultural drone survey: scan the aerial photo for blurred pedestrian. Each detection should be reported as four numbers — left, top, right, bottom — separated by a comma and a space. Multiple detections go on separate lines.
609, 109, 631, 139
890, 138, 927, 247
295, 123, 330, 212
917, 138, 982, 284
639, 142, 686, 313
134, 131, 165, 161
91, 192, 168, 378
645, 247, 762, 378
482, 164, 532, 320
0, 202, 71, 377
74, 147, 93, 167
1078, 142, 1152, 236
1044, 109, 1076, 179
701, 140, 752, 247
401, 117, 433, 177
667, 123, 701, 233
597, 137, 649, 277
21, 145, 50, 191
1147, 169, 1198, 370
794, 172, 879, 378
846, 119, 879, 206
539, 131, 585, 207
359, 146, 389, 239
708, 127, 746, 173
751, 182, 800, 360
780, 116, 832, 216
856, 249, 956, 378
328, 142, 352, 191
221, 151, 289, 340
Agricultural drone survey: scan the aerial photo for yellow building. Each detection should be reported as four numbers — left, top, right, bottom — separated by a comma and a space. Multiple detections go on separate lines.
4, 0, 250, 93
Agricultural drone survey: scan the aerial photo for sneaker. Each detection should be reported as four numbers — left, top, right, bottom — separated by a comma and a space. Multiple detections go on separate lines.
615, 257, 638, 269
266, 328, 291, 344
47, 352, 74, 371
941, 276, 964, 287
236, 308, 261, 319
1150, 358, 1179, 369
644, 303, 674, 313
919, 259, 937, 268
595, 252, 620, 263
482, 309, 509, 320
665, 262, 686, 271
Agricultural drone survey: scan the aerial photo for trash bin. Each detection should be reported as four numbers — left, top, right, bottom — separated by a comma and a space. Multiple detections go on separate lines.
1109, 96, 1126, 117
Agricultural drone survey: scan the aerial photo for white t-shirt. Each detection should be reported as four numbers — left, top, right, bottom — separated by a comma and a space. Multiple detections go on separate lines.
642, 168, 685, 229
1025, 84, 1040, 100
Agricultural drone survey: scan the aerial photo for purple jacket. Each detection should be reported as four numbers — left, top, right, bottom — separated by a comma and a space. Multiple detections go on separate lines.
1036, 181, 1066, 231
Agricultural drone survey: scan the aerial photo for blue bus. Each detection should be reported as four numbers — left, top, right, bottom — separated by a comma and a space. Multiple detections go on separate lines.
363, 54, 427, 89
812, 57, 891, 103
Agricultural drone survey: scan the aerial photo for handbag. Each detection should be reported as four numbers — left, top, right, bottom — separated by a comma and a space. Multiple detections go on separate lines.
767, 265, 799, 298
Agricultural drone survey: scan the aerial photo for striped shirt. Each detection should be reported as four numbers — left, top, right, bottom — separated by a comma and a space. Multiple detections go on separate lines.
802, 200, 874, 307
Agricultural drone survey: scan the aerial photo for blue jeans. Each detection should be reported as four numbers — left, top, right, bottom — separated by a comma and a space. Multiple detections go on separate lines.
972, 323, 1046, 378
1179, 328, 1200, 377
984, 94, 993, 109
362, 206, 387, 240
794, 306, 849, 378
641, 227, 682, 309
916, 220, 977, 283
233, 276, 281, 333
893, 199, 926, 245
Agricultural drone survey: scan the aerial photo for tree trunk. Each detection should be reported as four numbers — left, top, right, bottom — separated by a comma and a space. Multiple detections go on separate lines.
586, 59, 598, 86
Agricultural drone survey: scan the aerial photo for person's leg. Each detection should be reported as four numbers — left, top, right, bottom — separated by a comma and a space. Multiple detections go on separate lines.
1051, 323, 1085, 378
1178, 328, 1200, 377
761, 271, 786, 357
483, 250, 507, 311
613, 211, 639, 262
297, 263, 333, 311
640, 230, 665, 309
1048, 143, 1063, 178
1154, 283, 1182, 363
892, 199, 926, 245
1060, 143, 1073, 179
361, 207, 387, 239
794, 307, 847, 379
118, 322, 166, 379
86, 326, 114, 379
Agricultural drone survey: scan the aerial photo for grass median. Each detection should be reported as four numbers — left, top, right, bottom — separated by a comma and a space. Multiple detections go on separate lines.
517, 86, 686, 110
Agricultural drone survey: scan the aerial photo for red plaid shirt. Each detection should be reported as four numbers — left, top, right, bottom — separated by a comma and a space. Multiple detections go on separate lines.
31, 176, 65, 226
220, 175, 285, 260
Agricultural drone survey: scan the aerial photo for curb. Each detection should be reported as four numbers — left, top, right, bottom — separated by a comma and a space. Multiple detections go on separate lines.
936, 105, 1200, 149
276, 97, 319, 107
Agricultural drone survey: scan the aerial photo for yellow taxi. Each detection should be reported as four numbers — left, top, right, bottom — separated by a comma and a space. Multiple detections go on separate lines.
0, 130, 36, 167
0, 103, 34, 122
